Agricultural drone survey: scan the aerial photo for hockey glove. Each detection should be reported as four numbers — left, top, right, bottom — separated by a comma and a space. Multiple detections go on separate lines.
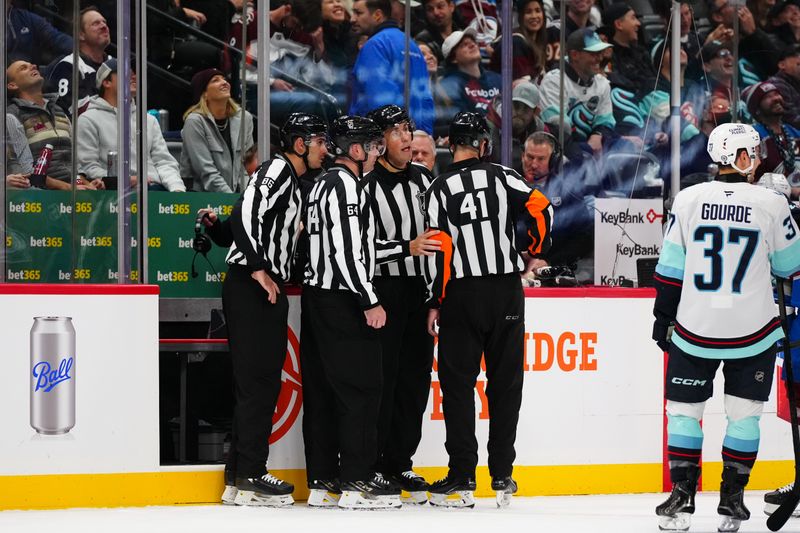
653, 322, 673, 352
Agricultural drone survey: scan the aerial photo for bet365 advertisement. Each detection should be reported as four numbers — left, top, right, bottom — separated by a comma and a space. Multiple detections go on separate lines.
5, 190, 235, 297
0, 285, 159, 475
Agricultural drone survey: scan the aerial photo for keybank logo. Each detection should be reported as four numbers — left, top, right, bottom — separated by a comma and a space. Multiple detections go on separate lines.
615, 243, 660, 257
32, 357, 73, 392
600, 208, 664, 225
600, 210, 644, 225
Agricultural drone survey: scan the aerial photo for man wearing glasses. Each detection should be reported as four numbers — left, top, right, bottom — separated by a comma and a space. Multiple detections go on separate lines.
701, 40, 739, 105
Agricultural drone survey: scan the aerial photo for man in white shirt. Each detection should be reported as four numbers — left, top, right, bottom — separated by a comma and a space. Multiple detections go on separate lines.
77, 58, 185, 192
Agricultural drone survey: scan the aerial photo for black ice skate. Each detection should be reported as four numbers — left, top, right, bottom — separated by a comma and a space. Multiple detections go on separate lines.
655, 478, 697, 531
491, 476, 518, 508
428, 474, 477, 508
384, 470, 429, 505
764, 483, 800, 517
234, 472, 294, 507
338, 473, 402, 509
717, 481, 750, 533
307, 478, 342, 508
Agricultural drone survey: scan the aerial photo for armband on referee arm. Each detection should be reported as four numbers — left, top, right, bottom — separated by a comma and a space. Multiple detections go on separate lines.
524, 189, 553, 257
427, 230, 453, 308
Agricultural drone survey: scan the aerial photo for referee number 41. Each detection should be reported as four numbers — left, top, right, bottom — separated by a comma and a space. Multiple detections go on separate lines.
460, 191, 489, 222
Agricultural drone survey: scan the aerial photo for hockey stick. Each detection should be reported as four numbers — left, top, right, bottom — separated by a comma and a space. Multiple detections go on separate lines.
767, 278, 800, 531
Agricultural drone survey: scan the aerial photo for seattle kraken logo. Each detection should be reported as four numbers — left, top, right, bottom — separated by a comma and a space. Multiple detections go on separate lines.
32, 357, 73, 392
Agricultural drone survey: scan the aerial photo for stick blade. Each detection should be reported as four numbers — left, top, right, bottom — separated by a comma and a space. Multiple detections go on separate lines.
767, 492, 800, 531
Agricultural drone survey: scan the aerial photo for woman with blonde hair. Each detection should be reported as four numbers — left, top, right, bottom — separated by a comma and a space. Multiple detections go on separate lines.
180, 68, 255, 193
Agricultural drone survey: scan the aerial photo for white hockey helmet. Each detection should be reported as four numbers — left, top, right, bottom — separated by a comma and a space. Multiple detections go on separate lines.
707, 123, 761, 175
757, 172, 791, 197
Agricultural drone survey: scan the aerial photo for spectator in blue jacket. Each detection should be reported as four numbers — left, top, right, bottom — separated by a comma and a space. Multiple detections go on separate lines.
6, 4, 73, 65
349, 0, 435, 134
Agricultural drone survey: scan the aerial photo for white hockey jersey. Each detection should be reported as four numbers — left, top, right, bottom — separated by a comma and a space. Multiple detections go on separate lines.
654, 180, 800, 359
539, 66, 615, 140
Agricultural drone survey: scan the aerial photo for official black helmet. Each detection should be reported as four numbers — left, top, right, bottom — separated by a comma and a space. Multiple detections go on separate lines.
449, 111, 491, 150
329, 115, 383, 155
367, 104, 413, 132
280, 113, 327, 152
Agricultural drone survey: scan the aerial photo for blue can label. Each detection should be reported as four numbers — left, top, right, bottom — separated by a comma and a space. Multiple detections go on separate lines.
32, 356, 74, 393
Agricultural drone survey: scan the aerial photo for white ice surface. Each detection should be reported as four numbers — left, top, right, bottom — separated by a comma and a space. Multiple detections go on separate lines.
2, 493, 799, 533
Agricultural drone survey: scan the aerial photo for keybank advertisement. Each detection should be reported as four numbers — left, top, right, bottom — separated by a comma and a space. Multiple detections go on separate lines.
0, 286, 159, 475
594, 198, 664, 286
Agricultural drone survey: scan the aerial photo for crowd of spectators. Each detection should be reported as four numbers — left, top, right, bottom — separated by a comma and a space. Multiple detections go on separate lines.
9, 0, 800, 274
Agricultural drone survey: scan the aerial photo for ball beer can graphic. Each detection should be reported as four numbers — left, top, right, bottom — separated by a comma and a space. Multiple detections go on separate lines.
30, 317, 76, 434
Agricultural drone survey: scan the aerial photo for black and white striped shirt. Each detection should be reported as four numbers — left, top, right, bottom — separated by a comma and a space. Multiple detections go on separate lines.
426, 158, 553, 303
303, 165, 406, 309
226, 155, 302, 282
366, 161, 434, 277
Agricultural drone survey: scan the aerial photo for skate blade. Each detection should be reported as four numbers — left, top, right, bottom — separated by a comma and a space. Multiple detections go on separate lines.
658, 512, 691, 531
338, 490, 402, 510
496, 490, 513, 508
401, 491, 428, 505
233, 490, 294, 507
221, 485, 238, 505
717, 516, 741, 533
428, 491, 475, 508
307, 489, 341, 508
764, 502, 800, 517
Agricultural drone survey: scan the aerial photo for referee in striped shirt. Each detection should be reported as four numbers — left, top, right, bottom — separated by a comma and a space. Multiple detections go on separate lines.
301, 115, 406, 507
365, 105, 442, 501
222, 113, 328, 506
426, 112, 553, 507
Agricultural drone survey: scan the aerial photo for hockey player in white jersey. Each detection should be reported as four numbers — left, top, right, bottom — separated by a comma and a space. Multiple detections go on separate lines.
653, 123, 800, 532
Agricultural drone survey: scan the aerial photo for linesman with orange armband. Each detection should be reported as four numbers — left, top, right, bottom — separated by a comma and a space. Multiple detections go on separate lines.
424, 111, 553, 509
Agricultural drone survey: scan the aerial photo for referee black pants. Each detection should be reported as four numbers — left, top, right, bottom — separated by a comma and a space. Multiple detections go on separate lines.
373, 276, 434, 474
301, 286, 383, 483
437, 273, 524, 480
222, 265, 288, 479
